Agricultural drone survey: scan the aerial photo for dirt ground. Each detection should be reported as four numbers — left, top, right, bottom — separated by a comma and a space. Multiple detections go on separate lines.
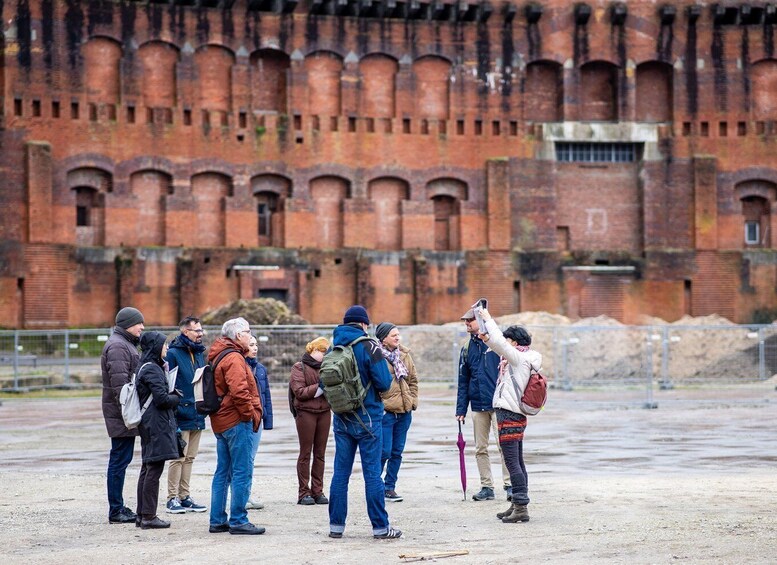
1, 384, 776, 564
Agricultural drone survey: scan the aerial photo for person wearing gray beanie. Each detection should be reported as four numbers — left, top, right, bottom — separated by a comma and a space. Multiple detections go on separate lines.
375, 322, 396, 343
116, 307, 145, 331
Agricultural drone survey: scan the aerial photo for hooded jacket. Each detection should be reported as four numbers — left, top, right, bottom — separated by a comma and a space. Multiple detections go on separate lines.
380, 344, 419, 414
208, 337, 263, 434
165, 334, 206, 431
101, 326, 141, 438
483, 319, 543, 415
330, 323, 392, 421
246, 357, 273, 430
136, 332, 180, 463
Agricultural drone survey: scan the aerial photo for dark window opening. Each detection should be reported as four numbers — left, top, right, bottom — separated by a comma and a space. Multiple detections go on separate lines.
14, 98, 22, 116
556, 142, 641, 163
76, 205, 89, 226
402, 118, 411, 134
32, 100, 41, 117
474, 120, 483, 135
52, 101, 60, 118
456, 119, 465, 135
89, 103, 98, 121
183, 109, 192, 126
71, 102, 79, 119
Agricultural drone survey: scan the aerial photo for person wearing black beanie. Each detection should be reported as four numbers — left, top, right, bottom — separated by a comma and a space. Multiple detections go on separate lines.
101, 306, 145, 524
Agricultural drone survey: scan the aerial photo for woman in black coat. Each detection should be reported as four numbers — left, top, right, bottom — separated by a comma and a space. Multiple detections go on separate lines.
135, 331, 180, 529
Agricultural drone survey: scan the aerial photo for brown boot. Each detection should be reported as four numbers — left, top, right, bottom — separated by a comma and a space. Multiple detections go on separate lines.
501, 503, 530, 523
496, 504, 514, 519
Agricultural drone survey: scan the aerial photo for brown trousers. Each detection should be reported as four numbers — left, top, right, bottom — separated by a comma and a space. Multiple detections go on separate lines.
295, 410, 331, 500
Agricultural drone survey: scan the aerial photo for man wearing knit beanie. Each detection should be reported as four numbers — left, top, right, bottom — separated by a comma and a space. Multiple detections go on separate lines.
328, 306, 403, 539
100, 307, 145, 524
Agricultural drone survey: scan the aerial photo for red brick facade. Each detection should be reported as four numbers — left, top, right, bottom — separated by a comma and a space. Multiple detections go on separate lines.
2, 0, 777, 327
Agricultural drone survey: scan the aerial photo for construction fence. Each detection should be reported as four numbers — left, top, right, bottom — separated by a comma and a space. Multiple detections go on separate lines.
2, 323, 776, 401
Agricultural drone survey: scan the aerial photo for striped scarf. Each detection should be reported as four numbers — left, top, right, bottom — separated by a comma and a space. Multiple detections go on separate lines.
380, 344, 408, 380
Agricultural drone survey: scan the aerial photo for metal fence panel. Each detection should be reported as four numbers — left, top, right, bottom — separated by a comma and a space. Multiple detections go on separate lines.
2, 324, 776, 400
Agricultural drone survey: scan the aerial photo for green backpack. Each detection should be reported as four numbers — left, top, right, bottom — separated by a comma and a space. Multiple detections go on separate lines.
320, 336, 373, 414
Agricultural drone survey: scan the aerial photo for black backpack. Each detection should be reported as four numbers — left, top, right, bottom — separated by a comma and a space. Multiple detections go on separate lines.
193, 348, 241, 416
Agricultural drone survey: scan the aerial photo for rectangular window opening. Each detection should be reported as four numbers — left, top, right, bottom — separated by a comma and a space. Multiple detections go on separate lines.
14, 98, 22, 117
183, 109, 192, 126
555, 142, 641, 163
456, 119, 465, 135
420, 119, 429, 135
700, 121, 709, 137
745, 220, 760, 244
89, 103, 98, 121
718, 121, 727, 137
474, 119, 483, 136
366, 117, 375, 133
509, 121, 518, 136
239, 111, 247, 129
312, 115, 320, 131
52, 101, 60, 118
294, 114, 302, 130
737, 121, 746, 136
330, 116, 339, 132
492, 120, 501, 136
71, 102, 79, 119
107, 104, 117, 121
403, 118, 411, 134
682, 122, 692, 136
32, 99, 41, 117
348, 116, 357, 132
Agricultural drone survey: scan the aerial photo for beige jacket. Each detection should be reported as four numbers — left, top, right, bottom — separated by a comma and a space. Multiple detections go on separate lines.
380, 344, 419, 414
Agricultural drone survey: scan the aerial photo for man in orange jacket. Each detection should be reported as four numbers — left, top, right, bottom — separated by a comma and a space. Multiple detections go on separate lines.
207, 317, 264, 536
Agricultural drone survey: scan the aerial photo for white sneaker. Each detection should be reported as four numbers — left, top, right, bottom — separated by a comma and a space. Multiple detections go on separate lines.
245, 497, 264, 510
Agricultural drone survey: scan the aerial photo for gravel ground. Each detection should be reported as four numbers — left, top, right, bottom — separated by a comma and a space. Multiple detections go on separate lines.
1, 385, 776, 564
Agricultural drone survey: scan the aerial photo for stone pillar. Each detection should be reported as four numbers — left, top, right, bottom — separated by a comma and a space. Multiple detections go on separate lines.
486, 159, 510, 251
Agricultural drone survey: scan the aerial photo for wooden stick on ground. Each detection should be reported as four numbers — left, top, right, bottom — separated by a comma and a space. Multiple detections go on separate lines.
399, 550, 470, 562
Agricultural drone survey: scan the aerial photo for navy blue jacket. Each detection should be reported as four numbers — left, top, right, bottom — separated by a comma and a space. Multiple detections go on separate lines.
331, 323, 392, 420
165, 335, 206, 431
455, 335, 502, 416
247, 358, 273, 430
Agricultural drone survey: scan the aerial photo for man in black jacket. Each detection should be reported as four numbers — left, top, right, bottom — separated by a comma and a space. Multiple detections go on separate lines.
101, 306, 144, 524
455, 308, 510, 501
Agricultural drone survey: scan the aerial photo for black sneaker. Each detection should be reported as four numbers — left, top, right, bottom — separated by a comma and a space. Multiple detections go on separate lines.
109, 508, 136, 524
298, 495, 315, 505
209, 523, 230, 534
472, 487, 495, 501
374, 527, 403, 539
328, 531, 343, 539
314, 494, 329, 505
384, 490, 403, 502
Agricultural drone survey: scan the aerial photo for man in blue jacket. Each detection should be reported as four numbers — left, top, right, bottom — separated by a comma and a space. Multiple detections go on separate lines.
455, 308, 511, 501
164, 316, 208, 514
327, 305, 402, 540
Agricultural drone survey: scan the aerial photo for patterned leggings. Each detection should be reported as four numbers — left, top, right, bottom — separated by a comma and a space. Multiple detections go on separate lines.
496, 408, 529, 505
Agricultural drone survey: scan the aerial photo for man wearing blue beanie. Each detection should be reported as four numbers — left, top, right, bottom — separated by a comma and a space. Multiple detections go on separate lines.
327, 305, 402, 539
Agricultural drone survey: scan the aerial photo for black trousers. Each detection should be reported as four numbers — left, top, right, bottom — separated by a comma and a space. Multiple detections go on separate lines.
136, 460, 166, 519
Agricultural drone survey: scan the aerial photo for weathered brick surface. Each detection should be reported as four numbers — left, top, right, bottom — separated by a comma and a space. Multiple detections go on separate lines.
2, 1, 777, 327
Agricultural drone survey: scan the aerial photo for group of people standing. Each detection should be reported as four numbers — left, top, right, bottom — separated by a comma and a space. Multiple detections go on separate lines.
101, 299, 539, 537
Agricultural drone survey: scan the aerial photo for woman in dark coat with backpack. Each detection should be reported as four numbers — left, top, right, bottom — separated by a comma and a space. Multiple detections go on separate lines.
135, 331, 180, 529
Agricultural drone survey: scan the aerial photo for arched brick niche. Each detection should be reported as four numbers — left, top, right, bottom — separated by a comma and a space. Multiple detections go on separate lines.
368, 176, 409, 250
635, 61, 673, 122
139, 41, 180, 110
413, 56, 451, 120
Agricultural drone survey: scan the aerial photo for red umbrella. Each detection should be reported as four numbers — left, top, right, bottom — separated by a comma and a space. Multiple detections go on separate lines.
457, 420, 467, 500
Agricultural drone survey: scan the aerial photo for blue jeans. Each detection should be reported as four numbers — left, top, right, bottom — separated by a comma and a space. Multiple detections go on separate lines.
381, 411, 412, 491
210, 421, 254, 528
107, 436, 135, 516
329, 413, 390, 536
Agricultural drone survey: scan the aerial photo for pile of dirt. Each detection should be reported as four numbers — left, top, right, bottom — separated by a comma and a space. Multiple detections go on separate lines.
200, 298, 308, 326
